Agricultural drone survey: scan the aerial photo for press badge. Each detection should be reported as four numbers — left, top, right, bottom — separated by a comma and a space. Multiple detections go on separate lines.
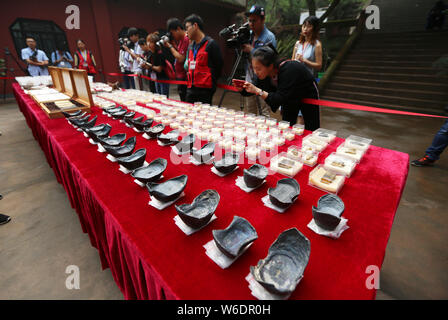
189, 61, 196, 70
150, 71, 157, 80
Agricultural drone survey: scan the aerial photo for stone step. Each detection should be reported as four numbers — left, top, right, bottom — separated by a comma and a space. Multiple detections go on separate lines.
355, 39, 448, 48
361, 30, 448, 39
342, 58, 433, 68
362, 28, 447, 35
336, 70, 447, 83
340, 63, 440, 76
325, 82, 448, 101
368, 0, 445, 33
352, 47, 447, 56
347, 51, 443, 60
323, 88, 447, 111
329, 75, 448, 91
322, 0, 448, 117
319, 94, 445, 115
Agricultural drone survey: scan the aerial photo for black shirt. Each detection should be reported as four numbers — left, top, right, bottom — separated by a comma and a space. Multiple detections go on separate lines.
148, 50, 167, 80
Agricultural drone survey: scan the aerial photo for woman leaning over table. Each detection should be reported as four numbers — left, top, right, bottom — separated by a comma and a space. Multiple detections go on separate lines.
292, 15, 322, 125
234, 44, 320, 131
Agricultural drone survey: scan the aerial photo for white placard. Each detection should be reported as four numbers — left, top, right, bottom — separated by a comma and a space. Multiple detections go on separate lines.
97, 144, 106, 153
211, 166, 239, 177
119, 162, 149, 174
157, 140, 172, 147
133, 175, 163, 188
106, 154, 117, 162
235, 176, 265, 193
148, 192, 185, 210
307, 218, 349, 239
245, 273, 295, 301
204, 240, 252, 269
189, 156, 215, 166
174, 214, 217, 236
119, 165, 132, 174
134, 179, 146, 188
261, 195, 290, 213
171, 145, 191, 156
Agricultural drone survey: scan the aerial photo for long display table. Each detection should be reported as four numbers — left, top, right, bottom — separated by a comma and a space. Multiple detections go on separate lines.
13, 83, 409, 299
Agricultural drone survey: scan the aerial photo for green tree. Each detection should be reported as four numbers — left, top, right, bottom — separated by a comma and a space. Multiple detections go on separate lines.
246, 0, 367, 64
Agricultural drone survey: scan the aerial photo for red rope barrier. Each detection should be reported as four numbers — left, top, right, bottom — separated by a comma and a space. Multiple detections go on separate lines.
303, 98, 448, 119
105, 72, 448, 119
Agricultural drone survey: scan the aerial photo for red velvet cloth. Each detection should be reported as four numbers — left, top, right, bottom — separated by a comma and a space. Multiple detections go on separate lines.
13, 83, 409, 300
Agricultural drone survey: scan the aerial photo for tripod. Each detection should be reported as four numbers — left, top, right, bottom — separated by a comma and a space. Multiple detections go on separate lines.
218, 48, 262, 114
3, 47, 29, 100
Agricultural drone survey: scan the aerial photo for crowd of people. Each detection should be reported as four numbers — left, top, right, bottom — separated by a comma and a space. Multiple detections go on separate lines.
114, 7, 324, 130
21, 37, 97, 77
20, 5, 325, 131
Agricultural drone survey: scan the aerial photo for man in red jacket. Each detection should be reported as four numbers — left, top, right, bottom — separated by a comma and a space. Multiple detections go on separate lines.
74, 39, 97, 77
184, 14, 223, 105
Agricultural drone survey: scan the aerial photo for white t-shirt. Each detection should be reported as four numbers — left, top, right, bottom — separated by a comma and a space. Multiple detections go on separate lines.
294, 40, 320, 77
119, 50, 133, 72
131, 43, 143, 74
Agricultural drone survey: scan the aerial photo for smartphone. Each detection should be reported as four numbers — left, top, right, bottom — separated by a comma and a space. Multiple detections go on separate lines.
233, 79, 246, 88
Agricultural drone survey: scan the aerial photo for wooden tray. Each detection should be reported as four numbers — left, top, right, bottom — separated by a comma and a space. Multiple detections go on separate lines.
35, 67, 93, 119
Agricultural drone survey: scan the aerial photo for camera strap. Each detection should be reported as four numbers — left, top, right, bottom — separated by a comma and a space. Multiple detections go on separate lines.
190, 39, 207, 71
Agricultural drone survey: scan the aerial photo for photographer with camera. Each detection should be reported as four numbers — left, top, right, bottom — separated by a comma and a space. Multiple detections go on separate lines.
184, 14, 224, 105
242, 5, 277, 117
137, 38, 157, 93
118, 37, 135, 89
233, 44, 320, 131
21, 36, 49, 76
164, 18, 190, 101
127, 27, 143, 90
51, 43, 73, 69
139, 32, 170, 97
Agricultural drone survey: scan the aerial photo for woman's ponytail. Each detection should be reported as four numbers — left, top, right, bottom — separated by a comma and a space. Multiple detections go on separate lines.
252, 43, 282, 68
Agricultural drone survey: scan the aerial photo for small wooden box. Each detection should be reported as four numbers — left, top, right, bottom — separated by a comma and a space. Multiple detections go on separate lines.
33, 67, 92, 119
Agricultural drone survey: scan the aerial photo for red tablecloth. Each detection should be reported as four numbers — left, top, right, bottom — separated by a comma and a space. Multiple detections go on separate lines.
13, 83, 409, 300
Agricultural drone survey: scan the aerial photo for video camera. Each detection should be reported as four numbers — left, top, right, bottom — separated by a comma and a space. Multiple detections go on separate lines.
118, 37, 133, 51
219, 22, 251, 49
156, 33, 173, 48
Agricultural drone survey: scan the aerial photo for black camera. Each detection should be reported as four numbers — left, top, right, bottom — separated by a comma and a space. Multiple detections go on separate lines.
29, 50, 38, 62
219, 22, 251, 49
156, 33, 173, 48
118, 37, 133, 50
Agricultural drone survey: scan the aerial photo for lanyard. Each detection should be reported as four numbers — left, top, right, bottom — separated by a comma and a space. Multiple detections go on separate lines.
80, 50, 88, 61
193, 44, 199, 60
192, 38, 207, 60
